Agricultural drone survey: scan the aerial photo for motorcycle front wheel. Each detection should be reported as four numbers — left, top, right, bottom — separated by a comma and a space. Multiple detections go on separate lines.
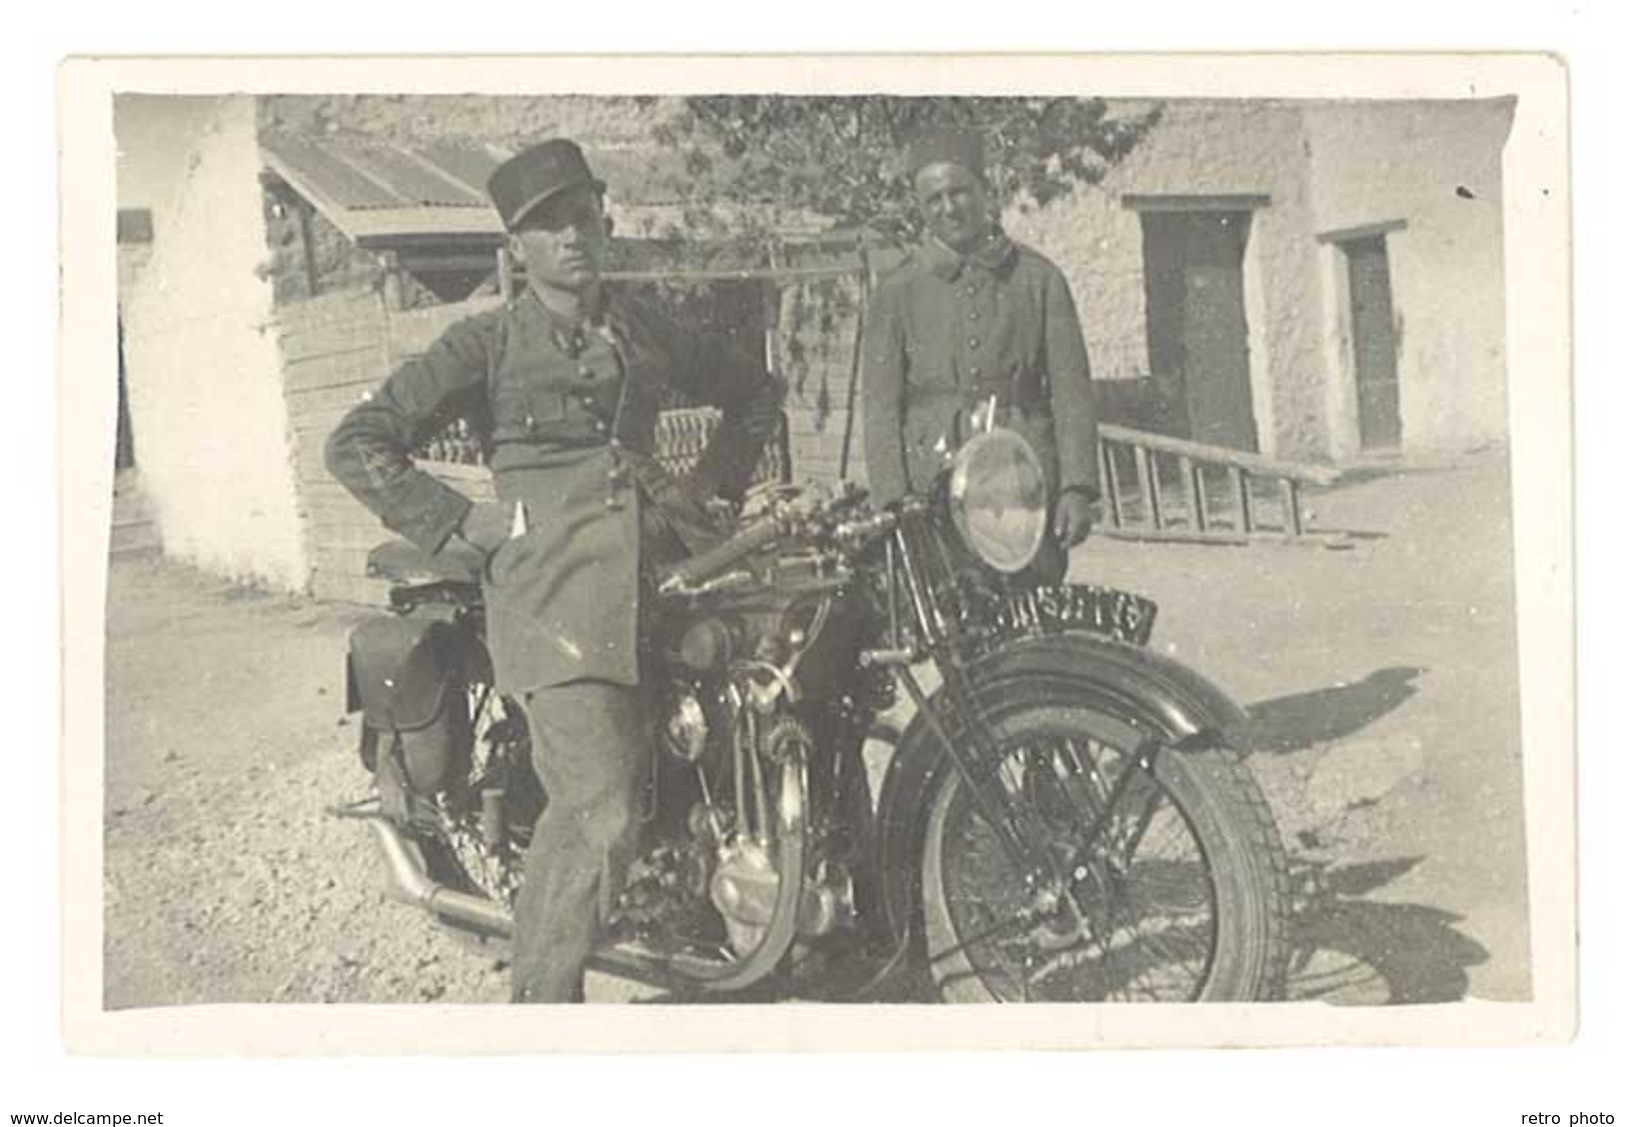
918, 661, 1290, 1003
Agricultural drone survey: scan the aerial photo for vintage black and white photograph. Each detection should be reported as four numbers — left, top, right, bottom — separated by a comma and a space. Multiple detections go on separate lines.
61, 55, 1572, 1049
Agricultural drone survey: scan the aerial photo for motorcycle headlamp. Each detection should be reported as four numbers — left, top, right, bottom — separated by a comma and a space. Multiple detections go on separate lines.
947, 428, 1049, 573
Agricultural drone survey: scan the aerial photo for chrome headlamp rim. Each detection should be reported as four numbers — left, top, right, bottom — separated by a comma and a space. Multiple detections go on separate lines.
946, 427, 1050, 574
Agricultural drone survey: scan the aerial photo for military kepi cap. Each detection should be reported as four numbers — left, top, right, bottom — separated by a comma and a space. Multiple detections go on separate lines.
905, 128, 987, 179
487, 139, 606, 231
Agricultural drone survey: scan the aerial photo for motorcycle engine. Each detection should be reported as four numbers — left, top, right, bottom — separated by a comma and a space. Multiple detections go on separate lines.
709, 838, 779, 955
660, 691, 710, 764
648, 573, 870, 956
709, 836, 852, 953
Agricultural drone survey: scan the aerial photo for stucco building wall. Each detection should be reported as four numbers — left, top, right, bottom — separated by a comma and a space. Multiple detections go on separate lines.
1303, 99, 1514, 458
121, 96, 309, 588
1005, 101, 1330, 459
1010, 98, 1513, 462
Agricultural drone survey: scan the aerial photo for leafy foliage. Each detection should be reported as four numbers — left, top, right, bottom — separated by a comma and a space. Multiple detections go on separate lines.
651, 95, 1162, 239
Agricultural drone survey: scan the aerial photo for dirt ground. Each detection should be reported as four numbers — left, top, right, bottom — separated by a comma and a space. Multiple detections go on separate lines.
101, 451, 1530, 1008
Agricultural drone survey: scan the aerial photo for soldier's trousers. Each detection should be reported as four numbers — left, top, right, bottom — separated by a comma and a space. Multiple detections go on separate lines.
510, 680, 649, 1003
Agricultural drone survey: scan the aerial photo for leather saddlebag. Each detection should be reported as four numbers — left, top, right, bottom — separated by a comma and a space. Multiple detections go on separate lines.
345, 610, 472, 799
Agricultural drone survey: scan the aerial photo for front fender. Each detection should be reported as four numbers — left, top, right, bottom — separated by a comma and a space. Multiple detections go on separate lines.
868, 634, 1251, 950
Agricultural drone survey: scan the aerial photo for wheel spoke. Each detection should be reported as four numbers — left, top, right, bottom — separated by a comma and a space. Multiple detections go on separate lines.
1120, 920, 1202, 990
928, 899, 1041, 969
934, 721, 1220, 1003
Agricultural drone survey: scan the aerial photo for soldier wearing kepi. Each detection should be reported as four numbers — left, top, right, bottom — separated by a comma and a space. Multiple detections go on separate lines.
862, 127, 1101, 582
325, 139, 778, 1003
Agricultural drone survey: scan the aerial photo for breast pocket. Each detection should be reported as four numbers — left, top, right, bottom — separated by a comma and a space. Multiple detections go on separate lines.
494, 368, 566, 430
527, 390, 567, 425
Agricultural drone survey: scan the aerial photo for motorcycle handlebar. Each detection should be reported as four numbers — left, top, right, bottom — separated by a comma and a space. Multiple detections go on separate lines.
657, 515, 790, 596
831, 510, 898, 546
658, 498, 899, 597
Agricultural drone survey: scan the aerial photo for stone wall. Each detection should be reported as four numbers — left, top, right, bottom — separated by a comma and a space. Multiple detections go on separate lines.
258, 94, 672, 151
279, 289, 502, 605
260, 180, 388, 305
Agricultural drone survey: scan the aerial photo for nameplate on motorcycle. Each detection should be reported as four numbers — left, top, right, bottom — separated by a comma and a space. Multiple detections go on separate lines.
973, 583, 1159, 648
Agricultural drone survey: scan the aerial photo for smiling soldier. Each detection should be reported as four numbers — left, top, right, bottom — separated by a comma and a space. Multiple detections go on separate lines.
861, 127, 1101, 582
326, 138, 778, 1003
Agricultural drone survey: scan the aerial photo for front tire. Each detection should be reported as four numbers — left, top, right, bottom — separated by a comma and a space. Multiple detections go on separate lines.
917, 661, 1290, 1003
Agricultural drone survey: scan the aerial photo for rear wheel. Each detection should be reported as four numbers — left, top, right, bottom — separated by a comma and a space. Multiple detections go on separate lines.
918, 670, 1290, 1003
417, 681, 536, 949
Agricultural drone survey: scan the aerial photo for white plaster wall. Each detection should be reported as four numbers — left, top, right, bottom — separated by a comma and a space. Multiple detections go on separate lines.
1304, 100, 1515, 457
121, 96, 309, 589
1004, 101, 1331, 459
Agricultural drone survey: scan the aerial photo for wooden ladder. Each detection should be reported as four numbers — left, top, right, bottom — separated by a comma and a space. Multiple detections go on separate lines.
1096, 424, 1341, 545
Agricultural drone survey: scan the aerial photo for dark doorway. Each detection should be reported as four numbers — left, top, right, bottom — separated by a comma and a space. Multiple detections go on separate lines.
116, 319, 136, 470
1342, 235, 1402, 450
1140, 210, 1259, 452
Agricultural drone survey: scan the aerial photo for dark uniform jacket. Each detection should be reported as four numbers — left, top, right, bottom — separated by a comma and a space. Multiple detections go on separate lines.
326, 287, 773, 693
861, 234, 1100, 508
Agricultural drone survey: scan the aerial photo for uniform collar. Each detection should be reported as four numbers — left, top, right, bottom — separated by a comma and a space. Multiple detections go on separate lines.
524, 284, 626, 354
525, 283, 611, 327
923, 231, 1017, 281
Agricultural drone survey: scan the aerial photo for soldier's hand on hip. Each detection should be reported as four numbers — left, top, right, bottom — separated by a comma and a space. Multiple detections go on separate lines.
434, 533, 491, 580
1053, 492, 1096, 547
461, 501, 518, 554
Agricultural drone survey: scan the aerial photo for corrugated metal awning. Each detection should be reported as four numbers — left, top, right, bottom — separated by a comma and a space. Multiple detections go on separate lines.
260, 134, 723, 247
261, 133, 508, 245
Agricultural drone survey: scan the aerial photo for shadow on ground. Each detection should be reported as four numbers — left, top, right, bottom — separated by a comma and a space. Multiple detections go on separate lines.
1285, 855, 1489, 1004
1245, 667, 1425, 754
820, 851, 1492, 1006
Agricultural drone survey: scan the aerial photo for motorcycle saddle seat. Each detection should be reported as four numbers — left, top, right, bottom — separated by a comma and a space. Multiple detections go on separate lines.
366, 538, 481, 587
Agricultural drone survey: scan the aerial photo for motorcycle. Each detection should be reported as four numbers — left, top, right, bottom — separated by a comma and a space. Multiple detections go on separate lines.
333, 418, 1292, 1003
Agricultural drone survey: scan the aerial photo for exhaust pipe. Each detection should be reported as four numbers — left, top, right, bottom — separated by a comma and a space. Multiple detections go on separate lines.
364, 815, 515, 939
361, 811, 695, 995
347, 800, 836, 999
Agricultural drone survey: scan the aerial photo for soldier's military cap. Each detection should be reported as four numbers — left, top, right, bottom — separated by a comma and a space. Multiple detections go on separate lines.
905, 127, 987, 179
487, 139, 606, 231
